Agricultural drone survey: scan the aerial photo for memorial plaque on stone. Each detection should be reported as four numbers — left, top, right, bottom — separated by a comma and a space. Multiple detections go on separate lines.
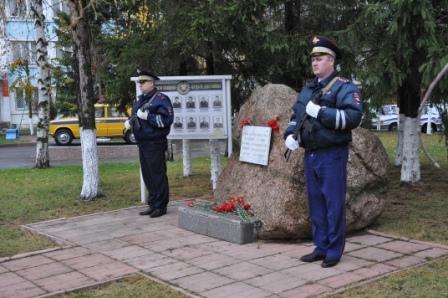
239, 126, 272, 166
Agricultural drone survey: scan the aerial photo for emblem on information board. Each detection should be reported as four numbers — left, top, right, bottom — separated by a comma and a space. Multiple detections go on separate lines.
177, 81, 191, 95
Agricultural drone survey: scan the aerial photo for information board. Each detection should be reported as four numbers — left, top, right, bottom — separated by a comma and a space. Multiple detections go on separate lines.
132, 75, 232, 140
239, 126, 272, 166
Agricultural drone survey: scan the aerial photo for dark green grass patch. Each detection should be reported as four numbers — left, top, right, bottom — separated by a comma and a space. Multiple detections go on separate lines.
62, 275, 188, 298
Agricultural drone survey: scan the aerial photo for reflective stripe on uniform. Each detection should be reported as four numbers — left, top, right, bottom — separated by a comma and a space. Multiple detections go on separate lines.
335, 110, 340, 130
341, 110, 346, 130
156, 115, 164, 127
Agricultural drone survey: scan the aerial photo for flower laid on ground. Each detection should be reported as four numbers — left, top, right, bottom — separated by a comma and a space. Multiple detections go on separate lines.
185, 195, 254, 222
212, 195, 251, 213
239, 114, 281, 133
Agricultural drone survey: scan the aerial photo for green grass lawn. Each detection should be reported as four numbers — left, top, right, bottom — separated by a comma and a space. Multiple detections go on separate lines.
369, 132, 448, 245
63, 275, 189, 298
375, 131, 447, 165
1, 132, 447, 297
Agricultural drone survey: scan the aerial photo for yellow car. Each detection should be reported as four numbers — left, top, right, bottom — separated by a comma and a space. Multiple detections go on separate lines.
49, 104, 135, 145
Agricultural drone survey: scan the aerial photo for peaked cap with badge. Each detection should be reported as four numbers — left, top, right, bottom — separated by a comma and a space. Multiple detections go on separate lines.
137, 69, 160, 81
308, 35, 342, 60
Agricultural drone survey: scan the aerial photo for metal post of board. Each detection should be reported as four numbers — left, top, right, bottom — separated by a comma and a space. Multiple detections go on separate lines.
140, 169, 148, 204
225, 78, 232, 157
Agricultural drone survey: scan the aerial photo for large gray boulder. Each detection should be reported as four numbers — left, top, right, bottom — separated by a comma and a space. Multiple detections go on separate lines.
214, 84, 388, 239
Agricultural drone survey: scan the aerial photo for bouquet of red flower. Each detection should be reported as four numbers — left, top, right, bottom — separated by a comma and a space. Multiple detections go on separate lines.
239, 114, 281, 133
239, 117, 253, 128
212, 195, 251, 213
185, 196, 254, 222
266, 115, 281, 132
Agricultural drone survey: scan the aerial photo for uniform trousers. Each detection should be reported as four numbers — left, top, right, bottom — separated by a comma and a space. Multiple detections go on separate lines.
138, 139, 169, 210
304, 145, 348, 261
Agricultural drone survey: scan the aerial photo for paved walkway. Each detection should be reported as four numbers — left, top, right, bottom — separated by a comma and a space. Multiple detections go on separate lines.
1, 203, 448, 298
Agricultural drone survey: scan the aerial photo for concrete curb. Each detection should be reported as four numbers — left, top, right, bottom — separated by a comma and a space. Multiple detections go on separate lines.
0, 142, 36, 148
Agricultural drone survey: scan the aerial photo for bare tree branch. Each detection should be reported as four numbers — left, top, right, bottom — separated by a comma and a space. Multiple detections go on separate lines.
418, 62, 448, 169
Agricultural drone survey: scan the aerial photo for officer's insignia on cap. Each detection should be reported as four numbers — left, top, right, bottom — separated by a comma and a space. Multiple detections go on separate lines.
309, 35, 341, 59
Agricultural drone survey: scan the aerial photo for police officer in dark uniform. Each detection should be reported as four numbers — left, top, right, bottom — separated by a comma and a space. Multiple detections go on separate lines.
126, 69, 174, 218
284, 36, 363, 267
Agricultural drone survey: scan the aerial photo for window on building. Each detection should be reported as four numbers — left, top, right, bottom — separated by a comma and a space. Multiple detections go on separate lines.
15, 87, 38, 110
11, 41, 37, 65
15, 88, 26, 109
62, 2, 70, 14
55, 45, 71, 61
29, 41, 37, 63
55, 46, 64, 60
51, 0, 70, 16
7, 0, 28, 17
12, 42, 27, 61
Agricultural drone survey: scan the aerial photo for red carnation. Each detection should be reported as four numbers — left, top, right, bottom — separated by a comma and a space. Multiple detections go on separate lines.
239, 117, 252, 128
267, 119, 280, 132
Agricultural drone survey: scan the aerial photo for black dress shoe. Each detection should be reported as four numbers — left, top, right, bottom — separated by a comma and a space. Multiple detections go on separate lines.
149, 208, 167, 218
321, 258, 340, 268
139, 207, 154, 216
300, 253, 326, 263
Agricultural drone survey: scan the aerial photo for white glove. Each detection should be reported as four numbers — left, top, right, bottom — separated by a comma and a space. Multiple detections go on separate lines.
306, 101, 321, 118
285, 134, 299, 151
137, 109, 149, 120
124, 119, 131, 131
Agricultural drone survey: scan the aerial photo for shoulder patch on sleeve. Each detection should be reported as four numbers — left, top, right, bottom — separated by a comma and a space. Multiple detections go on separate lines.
352, 92, 362, 104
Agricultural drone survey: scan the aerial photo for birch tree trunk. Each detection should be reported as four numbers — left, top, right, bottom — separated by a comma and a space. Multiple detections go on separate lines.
80, 128, 101, 198
400, 116, 420, 183
69, 0, 102, 200
210, 139, 221, 190
394, 113, 405, 166
28, 117, 34, 135
32, 0, 50, 168
182, 139, 192, 176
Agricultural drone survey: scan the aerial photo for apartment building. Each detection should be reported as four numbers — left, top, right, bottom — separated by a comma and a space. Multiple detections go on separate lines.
0, 0, 68, 131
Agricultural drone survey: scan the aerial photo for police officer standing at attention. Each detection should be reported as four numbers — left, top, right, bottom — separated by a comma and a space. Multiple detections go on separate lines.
284, 36, 363, 268
125, 69, 174, 218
